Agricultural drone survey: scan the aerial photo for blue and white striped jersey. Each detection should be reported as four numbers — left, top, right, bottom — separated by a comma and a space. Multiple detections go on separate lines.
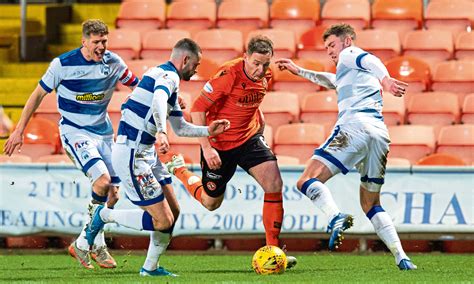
334, 46, 386, 125
117, 61, 183, 147
39, 48, 138, 136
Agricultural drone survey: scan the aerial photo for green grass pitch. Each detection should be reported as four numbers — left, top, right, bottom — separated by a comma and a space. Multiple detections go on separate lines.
0, 252, 472, 283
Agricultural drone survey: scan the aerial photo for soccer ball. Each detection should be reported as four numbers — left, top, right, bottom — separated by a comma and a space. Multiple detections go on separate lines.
251, 245, 287, 275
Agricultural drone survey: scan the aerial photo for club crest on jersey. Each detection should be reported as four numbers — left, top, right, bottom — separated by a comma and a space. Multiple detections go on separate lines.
203, 82, 213, 93
100, 64, 110, 75
206, 182, 217, 191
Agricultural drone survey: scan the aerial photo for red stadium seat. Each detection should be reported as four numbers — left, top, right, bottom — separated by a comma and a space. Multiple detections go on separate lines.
116, 1, 166, 33
108, 91, 129, 134
415, 153, 466, 166
165, 123, 201, 164
34, 91, 60, 125
246, 29, 296, 59
140, 29, 191, 61
431, 61, 474, 94
274, 123, 326, 163
356, 29, 401, 62
461, 93, 474, 124
107, 29, 141, 61
436, 124, 474, 165
407, 92, 460, 126
270, 0, 320, 39
425, 0, 474, 38
388, 125, 436, 164
382, 93, 405, 126
386, 157, 411, 167
297, 26, 333, 71
193, 29, 243, 65
321, 0, 371, 31
371, 0, 423, 39
271, 59, 324, 93
180, 57, 220, 95
260, 91, 300, 131
300, 90, 338, 128
125, 59, 157, 79
166, 1, 217, 36
385, 56, 431, 94
217, 0, 269, 39
455, 31, 474, 61
20, 117, 60, 161
0, 154, 32, 163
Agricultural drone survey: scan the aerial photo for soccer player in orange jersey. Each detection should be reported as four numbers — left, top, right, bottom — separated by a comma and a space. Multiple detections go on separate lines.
165, 35, 296, 268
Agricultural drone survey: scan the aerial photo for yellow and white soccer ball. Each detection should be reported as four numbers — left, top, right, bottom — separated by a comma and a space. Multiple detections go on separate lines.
251, 245, 287, 275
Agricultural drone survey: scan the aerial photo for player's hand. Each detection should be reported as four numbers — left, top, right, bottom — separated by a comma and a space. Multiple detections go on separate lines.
156, 132, 170, 154
382, 76, 408, 97
203, 146, 222, 170
208, 119, 230, 136
274, 58, 300, 75
178, 95, 187, 110
3, 128, 23, 156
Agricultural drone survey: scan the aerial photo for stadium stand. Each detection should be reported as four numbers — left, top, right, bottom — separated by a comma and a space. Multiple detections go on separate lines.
406, 92, 460, 126
455, 31, 474, 61
271, 59, 324, 94
371, 0, 423, 39
415, 153, 466, 166
19, 117, 60, 161
269, 0, 320, 39
355, 29, 401, 62
385, 56, 431, 94
246, 29, 296, 59
180, 57, 219, 95
108, 91, 129, 134
107, 29, 141, 61
425, 0, 474, 38
140, 29, 191, 61
381, 92, 405, 126
388, 125, 436, 163
0, 154, 33, 163
166, 1, 217, 36
297, 25, 334, 71
436, 124, 474, 165
36, 154, 73, 164
461, 94, 474, 124
300, 90, 338, 129
321, 0, 371, 31
193, 29, 244, 65
34, 91, 60, 125
260, 91, 301, 131
386, 157, 411, 167
275, 155, 301, 166
115, 0, 166, 33
431, 61, 474, 94
217, 0, 269, 38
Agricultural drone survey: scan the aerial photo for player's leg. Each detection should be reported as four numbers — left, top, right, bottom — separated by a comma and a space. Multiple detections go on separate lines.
359, 123, 416, 270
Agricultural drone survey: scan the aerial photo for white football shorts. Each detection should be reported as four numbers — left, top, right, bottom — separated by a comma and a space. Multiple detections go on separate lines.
313, 122, 390, 192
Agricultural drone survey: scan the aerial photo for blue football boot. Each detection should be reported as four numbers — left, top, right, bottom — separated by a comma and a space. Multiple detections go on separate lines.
85, 204, 105, 246
398, 259, 417, 270
327, 213, 354, 251
140, 267, 178, 277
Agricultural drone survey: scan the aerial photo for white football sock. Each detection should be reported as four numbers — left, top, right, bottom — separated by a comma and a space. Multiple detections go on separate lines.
76, 224, 90, 250
301, 178, 340, 221
143, 231, 171, 271
100, 208, 147, 231
370, 210, 408, 264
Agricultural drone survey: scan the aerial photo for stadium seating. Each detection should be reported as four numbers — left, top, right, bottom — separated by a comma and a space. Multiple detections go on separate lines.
384, 56, 431, 94
125, 59, 157, 79
386, 157, 411, 167
217, 0, 269, 38
140, 29, 191, 61
269, 0, 320, 39
402, 30, 454, 70
431, 61, 474, 94
382, 93, 405, 126
461, 94, 474, 124
165, 123, 201, 164
273, 123, 326, 163
34, 92, 60, 125
246, 29, 296, 59
371, 0, 423, 39
388, 125, 436, 163
260, 91, 300, 131
20, 117, 60, 161
180, 57, 219, 95
166, 1, 217, 36
262, 125, 273, 149
276, 155, 301, 166
455, 31, 474, 61
36, 154, 73, 164
415, 153, 466, 166
271, 59, 324, 94
108, 91, 129, 134
297, 26, 333, 70
321, 0, 371, 31
0, 154, 32, 163
406, 92, 460, 126
355, 29, 401, 62
115, 1, 166, 32
107, 29, 141, 61
193, 29, 243, 65
425, 0, 474, 38
300, 90, 338, 128
436, 124, 474, 165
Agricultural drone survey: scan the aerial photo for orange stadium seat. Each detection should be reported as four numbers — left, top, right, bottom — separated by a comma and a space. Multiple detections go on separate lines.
321, 0, 371, 31
455, 31, 474, 61
193, 29, 243, 65
415, 153, 466, 166
431, 61, 474, 94
355, 29, 401, 62
34, 92, 60, 125
180, 57, 219, 95
0, 154, 33, 163
436, 124, 474, 165
461, 93, 474, 124
246, 29, 296, 59
260, 91, 300, 130
166, 1, 217, 36
407, 92, 460, 126
388, 125, 435, 163
276, 155, 301, 166
402, 30, 454, 71
271, 59, 324, 93
371, 0, 423, 39
126, 59, 157, 79
382, 93, 405, 126
116, 1, 166, 32
297, 26, 333, 71
36, 154, 73, 164
20, 117, 60, 161
386, 157, 411, 167
217, 0, 269, 39
107, 29, 141, 61
108, 91, 129, 134
425, 0, 474, 38
300, 90, 338, 129
140, 29, 191, 61
270, 0, 320, 39
385, 56, 431, 94
273, 123, 326, 163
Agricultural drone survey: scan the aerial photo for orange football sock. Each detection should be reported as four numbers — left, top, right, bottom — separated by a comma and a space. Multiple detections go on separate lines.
263, 192, 284, 247
174, 167, 203, 203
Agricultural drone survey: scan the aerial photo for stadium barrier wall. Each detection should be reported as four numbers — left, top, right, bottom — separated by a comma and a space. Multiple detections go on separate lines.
0, 164, 472, 237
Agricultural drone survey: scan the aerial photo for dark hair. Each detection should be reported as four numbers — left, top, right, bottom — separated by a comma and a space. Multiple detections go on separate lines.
173, 38, 202, 57
247, 35, 274, 56
323, 24, 356, 42
82, 19, 108, 37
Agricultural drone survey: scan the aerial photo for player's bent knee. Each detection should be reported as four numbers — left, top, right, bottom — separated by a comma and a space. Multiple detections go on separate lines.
202, 201, 221, 211
152, 214, 174, 231
92, 174, 112, 195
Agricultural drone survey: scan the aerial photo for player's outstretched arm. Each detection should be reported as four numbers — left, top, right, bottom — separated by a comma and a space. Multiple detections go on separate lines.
275, 58, 336, 89
3, 84, 48, 156
382, 77, 408, 97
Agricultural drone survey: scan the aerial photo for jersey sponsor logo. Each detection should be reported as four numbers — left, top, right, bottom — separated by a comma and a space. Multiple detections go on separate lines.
237, 92, 264, 107
74, 140, 90, 151
206, 171, 222, 180
203, 82, 213, 93
206, 181, 217, 191
76, 93, 105, 101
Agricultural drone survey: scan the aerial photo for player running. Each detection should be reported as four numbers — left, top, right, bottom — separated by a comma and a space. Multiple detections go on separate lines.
3, 19, 138, 269
275, 24, 416, 270
85, 38, 230, 277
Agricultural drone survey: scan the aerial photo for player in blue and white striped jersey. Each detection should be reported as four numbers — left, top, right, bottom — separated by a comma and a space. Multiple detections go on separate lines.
85, 38, 229, 277
4, 19, 138, 269
276, 24, 416, 270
